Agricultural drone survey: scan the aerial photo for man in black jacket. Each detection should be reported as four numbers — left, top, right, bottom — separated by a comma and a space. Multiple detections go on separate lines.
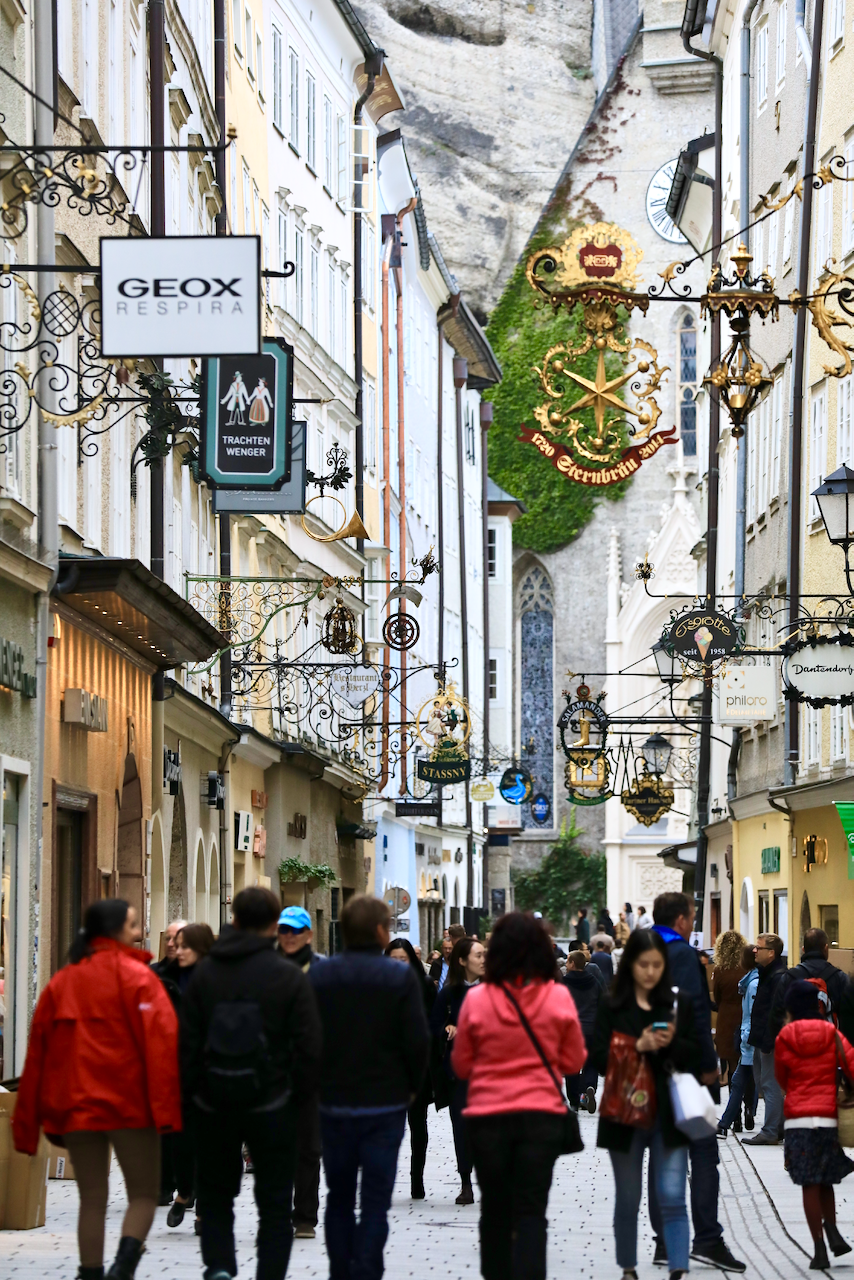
563, 951, 601, 1111
181, 887, 322, 1280
651, 893, 745, 1273
310, 894, 429, 1280
767, 927, 848, 1042
743, 932, 788, 1147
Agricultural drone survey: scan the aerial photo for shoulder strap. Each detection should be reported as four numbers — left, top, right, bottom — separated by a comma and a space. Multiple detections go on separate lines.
835, 1031, 853, 1086
501, 984, 568, 1110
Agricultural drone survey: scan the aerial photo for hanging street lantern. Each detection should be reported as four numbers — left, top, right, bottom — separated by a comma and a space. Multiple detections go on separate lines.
652, 638, 683, 687
701, 243, 776, 438
640, 732, 673, 777
812, 464, 854, 594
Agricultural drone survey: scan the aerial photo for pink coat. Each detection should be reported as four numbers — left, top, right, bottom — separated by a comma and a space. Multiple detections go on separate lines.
452, 979, 586, 1116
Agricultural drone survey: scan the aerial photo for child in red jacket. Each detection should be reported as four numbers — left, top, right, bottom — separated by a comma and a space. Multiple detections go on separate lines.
776, 979, 854, 1269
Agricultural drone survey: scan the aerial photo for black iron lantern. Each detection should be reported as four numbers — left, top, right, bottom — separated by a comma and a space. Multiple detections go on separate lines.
641, 732, 673, 777
652, 638, 682, 686
812, 465, 854, 594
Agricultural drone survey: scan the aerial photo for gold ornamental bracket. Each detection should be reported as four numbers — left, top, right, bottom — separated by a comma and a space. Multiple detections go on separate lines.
526, 223, 645, 298
808, 269, 854, 379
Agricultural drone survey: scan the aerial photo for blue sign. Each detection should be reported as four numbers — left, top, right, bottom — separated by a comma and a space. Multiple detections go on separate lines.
499, 767, 533, 805
531, 793, 551, 825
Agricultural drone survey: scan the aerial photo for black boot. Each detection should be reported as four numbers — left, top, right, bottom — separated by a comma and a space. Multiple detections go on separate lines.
809, 1239, 830, 1270
77, 1269, 104, 1280
824, 1222, 852, 1257
411, 1170, 425, 1199
105, 1237, 145, 1280
455, 1179, 474, 1205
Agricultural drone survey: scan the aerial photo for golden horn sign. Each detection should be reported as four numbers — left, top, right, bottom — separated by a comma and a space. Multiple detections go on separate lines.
300, 494, 370, 542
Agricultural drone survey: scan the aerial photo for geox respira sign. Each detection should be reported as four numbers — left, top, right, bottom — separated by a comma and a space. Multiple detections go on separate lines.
100, 236, 261, 358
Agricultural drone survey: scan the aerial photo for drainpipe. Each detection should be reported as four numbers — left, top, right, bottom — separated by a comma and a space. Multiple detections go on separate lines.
379, 230, 394, 792
480, 401, 493, 909
786, 0, 825, 785
214, 0, 232, 723
436, 326, 445, 830
393, 198, 417, 796
682, 18, 723, 932
352, 52, 384, 547
454, 356, 473, 907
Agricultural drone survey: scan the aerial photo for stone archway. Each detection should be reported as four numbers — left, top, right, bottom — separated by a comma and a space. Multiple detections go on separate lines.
150, 817, 166, 949
117, 755, 144, 922
194, 840, 207, 923
168, 788, 188, 920
209, 842, 220, 929
800, 890, 811, 952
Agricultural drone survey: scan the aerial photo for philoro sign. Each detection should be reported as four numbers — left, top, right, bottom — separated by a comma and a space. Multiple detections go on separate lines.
201, 339, 293, 490
100, 236, 261, 357
714, 660, 777, 724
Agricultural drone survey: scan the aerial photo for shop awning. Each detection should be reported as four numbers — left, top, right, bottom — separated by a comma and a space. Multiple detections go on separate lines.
54, 557, 225, 668
658, 839, 697, 872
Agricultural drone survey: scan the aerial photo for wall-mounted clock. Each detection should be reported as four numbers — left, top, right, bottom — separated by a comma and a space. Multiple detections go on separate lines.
646, 160, 688, 245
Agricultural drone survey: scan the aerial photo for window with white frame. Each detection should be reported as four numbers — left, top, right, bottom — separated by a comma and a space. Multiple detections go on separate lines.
230, 140, 237, 231
294, 228, 304, 324
277, 202, 287, 303
832, 704, 847, 760
310, 246, 319, 335
830, 0, 846, 45
838, 373, 854, 464
232, 0, 242, 55
776, 0, 787, 83
767, 206, 779, 274
306, 72, 316, 170
364, 378, 377, 469
109, 0, 122, 146
245, 9, 254, 78
111, 417, 129, 556
756, 23, 769, 107
262, 205, 270, 303
57, 0, 72, 78
783, 173, 796, 262
678, 313, 698, 456
816, 174, 833, 276
256, 31, 264, 99
844, 137, 854, 255
754, 217, 764, 279
272, 27, 283, 130
747, 413, 757, 524
289, 48, 299, 149
809, 386, 828, 520
84, 451, 101, 550
1, 247, 21, 498
488, 658, 498, 700
324, 97, 333, 190
806, 705, 822, 765
365, 556, 383, 641
339, 276, 347, 364
337, 115, 347, 202
757, 392, 770, 515
242, 162, 252, 232
328, 263, 335, 354
252, 183, 260, 239
770, 367, 785, 497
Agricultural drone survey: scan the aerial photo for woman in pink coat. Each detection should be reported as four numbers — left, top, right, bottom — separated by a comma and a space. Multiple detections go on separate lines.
452, 912, 586, 1280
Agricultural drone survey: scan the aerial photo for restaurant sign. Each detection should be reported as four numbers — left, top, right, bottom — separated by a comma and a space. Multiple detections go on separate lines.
782, 635, 854, 708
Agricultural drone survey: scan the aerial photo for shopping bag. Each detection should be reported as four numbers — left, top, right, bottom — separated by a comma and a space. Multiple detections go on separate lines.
599, 1031, 657, 1129
668, 1071, 717, 1140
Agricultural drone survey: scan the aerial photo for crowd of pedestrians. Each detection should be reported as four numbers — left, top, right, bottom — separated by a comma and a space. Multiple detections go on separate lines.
11, 887, 854, 1280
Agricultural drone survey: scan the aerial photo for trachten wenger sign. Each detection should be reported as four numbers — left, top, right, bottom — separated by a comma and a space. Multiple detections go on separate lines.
200, 339, 293, 490
783, 635, 854, 708
100, 236, 261, 358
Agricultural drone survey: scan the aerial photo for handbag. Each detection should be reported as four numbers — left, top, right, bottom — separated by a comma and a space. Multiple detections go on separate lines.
599, 1031, 657, 1130
501, 985, 584, 1155
834, 1033, 854, 1147
668, 1070, 717, 1141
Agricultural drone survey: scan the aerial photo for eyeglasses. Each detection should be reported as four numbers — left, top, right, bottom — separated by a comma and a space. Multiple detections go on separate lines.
278, 926, 306, 936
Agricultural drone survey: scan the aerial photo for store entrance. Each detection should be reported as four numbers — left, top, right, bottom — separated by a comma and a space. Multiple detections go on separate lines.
56, 808, 84, 969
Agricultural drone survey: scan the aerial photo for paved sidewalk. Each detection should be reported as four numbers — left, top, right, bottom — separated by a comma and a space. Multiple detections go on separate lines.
2, 1102, 852, 1279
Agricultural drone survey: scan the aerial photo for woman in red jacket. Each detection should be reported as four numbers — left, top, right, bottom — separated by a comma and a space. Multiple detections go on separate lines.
776, 979, 854, 1270
452, 912, 586, 1280
13, 899, 181, 1280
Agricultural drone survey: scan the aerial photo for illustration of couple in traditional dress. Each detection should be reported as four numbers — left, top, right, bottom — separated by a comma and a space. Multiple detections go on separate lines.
221, 372, 273, 426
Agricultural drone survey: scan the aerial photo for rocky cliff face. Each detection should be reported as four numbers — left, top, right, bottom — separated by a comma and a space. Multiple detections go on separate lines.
356, 0, 597, 317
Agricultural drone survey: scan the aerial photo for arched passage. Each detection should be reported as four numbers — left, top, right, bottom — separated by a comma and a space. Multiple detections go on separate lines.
117, 755, 144, 923
739, 877, 754, 941
209, 841, 220, 929
800, 890, 812, 951
194, 840, 207, 923
150, 816, 166, 950
169, 789, 188, 920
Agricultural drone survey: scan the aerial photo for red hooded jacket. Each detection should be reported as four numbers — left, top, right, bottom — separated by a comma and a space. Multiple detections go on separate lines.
775, 1018, 854, 1120
12, 938, 181, 1154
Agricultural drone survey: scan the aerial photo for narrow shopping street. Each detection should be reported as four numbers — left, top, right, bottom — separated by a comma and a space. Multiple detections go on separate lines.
2, 1102, 846, 1280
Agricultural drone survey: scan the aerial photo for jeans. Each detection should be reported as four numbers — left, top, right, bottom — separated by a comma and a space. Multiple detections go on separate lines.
194, 1101, 296, 1280
320, 1108, 407, 1280
610, 1125, 689, 1272
450, 1081, 473, 1180
753, 1050, 784, 1138
649, 1132, 722, 1253
565, 1062, 598, 1109
720, 1062, 759, 1130
293, 1096, 321, 1228
468, 1111, 564, 1280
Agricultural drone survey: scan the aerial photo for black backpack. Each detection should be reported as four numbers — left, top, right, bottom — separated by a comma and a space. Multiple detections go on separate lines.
201, 1000, 273, 1111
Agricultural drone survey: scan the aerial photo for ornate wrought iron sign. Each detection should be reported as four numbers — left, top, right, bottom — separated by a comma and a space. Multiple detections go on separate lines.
782, 634, 854, 708
330, 664, 383, 707
559, 682, 612, 806
200, 339, 293, 489
416, 681, 471, 784
665, 608, 741, 668
620, 775, 674, 827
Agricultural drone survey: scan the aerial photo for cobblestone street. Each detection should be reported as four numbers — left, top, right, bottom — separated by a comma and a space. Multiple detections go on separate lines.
3, 1100, 852, 1280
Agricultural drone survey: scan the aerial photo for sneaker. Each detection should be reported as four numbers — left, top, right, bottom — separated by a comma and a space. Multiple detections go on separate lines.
690, 1240, 746, 1272
716, 1124, 728, 1140
584, 1086, 597, 1114
293, 1223, 316, 1239
653, 1238, 668, 1266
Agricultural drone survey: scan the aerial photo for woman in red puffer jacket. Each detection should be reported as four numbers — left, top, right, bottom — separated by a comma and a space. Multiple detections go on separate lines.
13, 898, 180, 1280
776, 979, 854, 1271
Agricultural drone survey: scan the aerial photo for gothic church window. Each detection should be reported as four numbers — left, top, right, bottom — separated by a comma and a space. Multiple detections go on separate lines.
518, 567, 554, 829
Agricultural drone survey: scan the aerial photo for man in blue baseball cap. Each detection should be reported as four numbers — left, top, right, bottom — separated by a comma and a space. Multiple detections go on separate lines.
278, 905, 323, 1239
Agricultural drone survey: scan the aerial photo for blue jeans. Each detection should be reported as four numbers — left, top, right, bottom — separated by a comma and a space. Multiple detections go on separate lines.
609, 1125, 689, 1272
649, 1132, 722, 1253
753, 1050, 784, 1139
720, 1062, 759, 1130
320, 1109, 407, 1280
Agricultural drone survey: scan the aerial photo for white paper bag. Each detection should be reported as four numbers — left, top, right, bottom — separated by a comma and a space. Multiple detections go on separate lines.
668, 1071, 717, 1140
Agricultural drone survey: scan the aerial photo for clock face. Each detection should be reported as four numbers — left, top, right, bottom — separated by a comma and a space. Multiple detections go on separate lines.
646, 160, 688, 245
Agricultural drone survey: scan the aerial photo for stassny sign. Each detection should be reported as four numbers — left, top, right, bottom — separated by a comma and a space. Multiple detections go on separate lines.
100, 236, 261, 358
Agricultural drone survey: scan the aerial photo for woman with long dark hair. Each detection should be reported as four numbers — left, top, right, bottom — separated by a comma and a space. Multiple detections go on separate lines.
590, 929, 701, 1280
717, 943, 759, 1137
13, 900, 180, 1280
430, 935, 485, 1204
386, 936, 436, 1198
451, 912, 585, 1280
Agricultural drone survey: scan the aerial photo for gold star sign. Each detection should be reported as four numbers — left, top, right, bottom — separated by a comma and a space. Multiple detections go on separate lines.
564, 347, 637, 448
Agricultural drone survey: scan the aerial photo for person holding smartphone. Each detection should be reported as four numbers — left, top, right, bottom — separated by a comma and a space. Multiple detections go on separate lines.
590, 931, 701, 1280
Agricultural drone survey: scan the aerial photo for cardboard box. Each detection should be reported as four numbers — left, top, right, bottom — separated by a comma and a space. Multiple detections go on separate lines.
48, 1143, 75, 1180
0, 1089, 49, 1229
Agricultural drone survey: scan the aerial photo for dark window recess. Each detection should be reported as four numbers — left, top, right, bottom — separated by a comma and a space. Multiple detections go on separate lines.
488, 658, 497, 700
329, 886, 341, 955
487, 528, 496, 577
464, 405, 476, 464
56, 810, 84, 968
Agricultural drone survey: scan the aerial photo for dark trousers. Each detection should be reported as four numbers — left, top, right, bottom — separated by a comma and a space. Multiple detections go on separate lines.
565, 1062, 598, 1109
408, 1100, 428, 1185
450, 1081, 473, 1180
173, 1126, 196, 1202
194, 1102, 297, 1280
293, 1097, 321, 1228
468, 1111, 564, 1280
650, 1132, 722, 1252
160, 1132, 177, 1199
320, 1108, 407, 1280
720, 1062, 759, 1130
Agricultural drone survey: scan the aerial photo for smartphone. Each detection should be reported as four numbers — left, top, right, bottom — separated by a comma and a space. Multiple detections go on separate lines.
651, 1021, 670, 1031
